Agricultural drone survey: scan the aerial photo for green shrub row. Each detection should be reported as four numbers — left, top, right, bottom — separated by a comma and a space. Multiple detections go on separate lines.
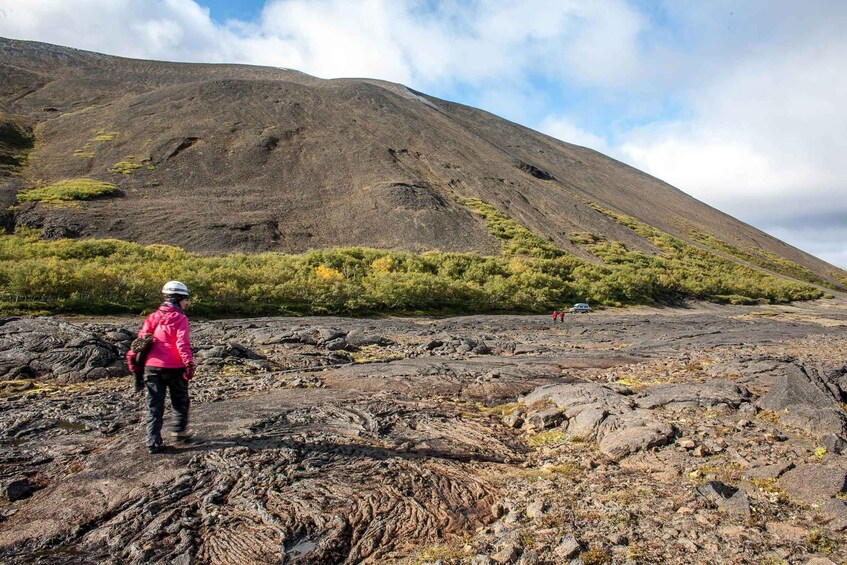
0, 200, 824, 317
686, 229, 841, 290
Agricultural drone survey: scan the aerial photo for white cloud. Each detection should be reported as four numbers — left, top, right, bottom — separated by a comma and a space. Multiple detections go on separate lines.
538, 116, 609, 153
0, 0, 845, 268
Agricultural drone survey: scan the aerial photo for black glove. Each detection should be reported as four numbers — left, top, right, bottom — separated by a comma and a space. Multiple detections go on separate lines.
134, 370, 145, 394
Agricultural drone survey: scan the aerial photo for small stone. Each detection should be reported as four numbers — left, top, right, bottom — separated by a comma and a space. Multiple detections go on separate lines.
3, 478, 34, 502
554, 534, 581, 560
697, 481, 736, 503
677, 439, 696, 449
526, 500, 545, 520
517, 550, 539, 565
524, 408, 564, 431
720, 490, 751, 517
491, 544, 518, 564
735, 419, 751, 430
693, 445, 710, 457
503, 412, 524, 429
821, 434, 847, 455
677, 538, 698, 552
471, 556, 493, 565
820, 499, 847, 531
806, 558, 837, 565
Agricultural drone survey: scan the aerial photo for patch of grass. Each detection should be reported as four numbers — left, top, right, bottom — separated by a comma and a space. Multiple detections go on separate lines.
751, 478, 788, 503
756, 410, 784, 424
473, 401, 521, 417
90, 130, 118, 142
528, 428, 569, 447
460, 197, 567, 259
580, 546, 611, 565
17, 179, 118, 203
405, 542, 464, 565
808, 528, 836, 554
109, 161, 143, 175
519, 463, 581, 482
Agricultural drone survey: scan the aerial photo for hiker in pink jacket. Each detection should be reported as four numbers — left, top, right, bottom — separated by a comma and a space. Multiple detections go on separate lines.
127, 281, 195, 453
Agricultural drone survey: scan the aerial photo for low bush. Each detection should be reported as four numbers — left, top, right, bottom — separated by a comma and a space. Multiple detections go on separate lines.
0, 197, 825, 316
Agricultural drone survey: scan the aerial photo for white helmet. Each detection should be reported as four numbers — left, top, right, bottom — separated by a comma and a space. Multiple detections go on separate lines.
161, 280, 190, 297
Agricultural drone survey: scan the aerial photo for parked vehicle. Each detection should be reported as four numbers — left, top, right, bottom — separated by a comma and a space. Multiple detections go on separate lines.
568, 303, 591, 313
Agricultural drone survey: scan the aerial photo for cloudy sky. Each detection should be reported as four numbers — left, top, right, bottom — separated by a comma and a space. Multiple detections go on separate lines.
1, 0, 845, 268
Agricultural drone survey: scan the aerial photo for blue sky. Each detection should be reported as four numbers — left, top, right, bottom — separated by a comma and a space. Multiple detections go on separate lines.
1, 0, 845, 269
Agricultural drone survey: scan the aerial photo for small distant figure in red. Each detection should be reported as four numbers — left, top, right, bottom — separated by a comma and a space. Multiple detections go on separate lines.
552, 310, 559, 321
558, 311, 565, 321
552, 310, 565, 322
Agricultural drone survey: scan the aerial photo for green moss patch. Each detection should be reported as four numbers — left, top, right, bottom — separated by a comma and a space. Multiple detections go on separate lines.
18, 179, 118, 203
109, 161, 143, 175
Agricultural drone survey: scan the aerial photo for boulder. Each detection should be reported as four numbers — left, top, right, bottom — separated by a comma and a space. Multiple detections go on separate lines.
597, 411, 675, 461
780, 464, 847, 503
743, 461, 794, 480
566, 406, 606, 440
821, 499, 847, 531
756, 363, 847, 437
634, 380, 750, 410
820, 434, 847, 455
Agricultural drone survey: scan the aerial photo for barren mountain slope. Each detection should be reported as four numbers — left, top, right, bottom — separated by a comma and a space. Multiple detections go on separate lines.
0, 37, 842, 287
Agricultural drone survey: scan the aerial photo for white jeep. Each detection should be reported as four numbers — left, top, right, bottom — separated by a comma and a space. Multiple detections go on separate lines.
568, 303, 591, 313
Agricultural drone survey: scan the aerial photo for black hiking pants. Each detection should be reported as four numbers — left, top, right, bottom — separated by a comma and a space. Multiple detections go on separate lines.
144, 366, 189, 447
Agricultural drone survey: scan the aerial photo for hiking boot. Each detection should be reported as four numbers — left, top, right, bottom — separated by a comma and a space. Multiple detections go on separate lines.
147, 443, 164, 454
171, 428, 194, 442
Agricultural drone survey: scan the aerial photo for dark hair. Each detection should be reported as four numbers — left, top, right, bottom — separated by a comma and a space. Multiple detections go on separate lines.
167, 294, 189, 304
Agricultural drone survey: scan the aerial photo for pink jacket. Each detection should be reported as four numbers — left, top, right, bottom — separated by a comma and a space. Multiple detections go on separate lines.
128, 302, 194, 370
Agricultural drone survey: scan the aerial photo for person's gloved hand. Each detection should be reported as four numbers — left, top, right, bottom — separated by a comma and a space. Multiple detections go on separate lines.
184, 363, 195, 381
134, 372, 145, 394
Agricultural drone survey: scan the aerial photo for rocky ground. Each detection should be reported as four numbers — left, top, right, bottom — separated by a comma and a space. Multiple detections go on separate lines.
1, 300, 846, 564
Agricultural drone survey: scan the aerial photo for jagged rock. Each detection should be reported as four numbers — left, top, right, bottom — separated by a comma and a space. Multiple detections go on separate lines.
516, 549, 539, 565
491, 543, 518, 564
0, 318, 129, 381
821, 499, 847, 531
743, 461, 794, 480
3, 478, 34, 501
526, 500, 545, 520
524, 407, 564, 431
522, 383, 633, 416
756, 363, 847, 437
503, 411, 524, 429
566, 406, 607, 440
780, 464, 847, 503
634, 381, 750, 410
472, 556, 494, 565
553, 534, 581, 559
821, 434, 847, 455
324, 337, 347, 351
345, 329, 392, 347
697, 481, 737, 503
597, 411, 675, 461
